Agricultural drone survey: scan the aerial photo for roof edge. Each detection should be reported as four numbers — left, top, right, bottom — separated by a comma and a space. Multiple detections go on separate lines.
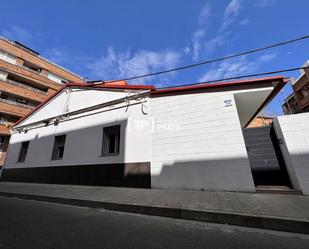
13, 86, 66, 127
152, 76, 286, 95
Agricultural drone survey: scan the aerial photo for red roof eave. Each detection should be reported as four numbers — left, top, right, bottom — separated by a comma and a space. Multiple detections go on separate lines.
13, 85, 66, 127
151, 76, 286, 95
13, 76, 288, 128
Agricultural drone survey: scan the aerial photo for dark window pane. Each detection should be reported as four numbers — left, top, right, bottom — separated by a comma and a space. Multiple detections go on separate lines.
51, 135, 66, 160
102, 125, 120, 156
17, 141, 29, 162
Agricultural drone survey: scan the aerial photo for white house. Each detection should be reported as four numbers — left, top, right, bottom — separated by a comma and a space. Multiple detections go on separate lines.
1, 76, 296, 192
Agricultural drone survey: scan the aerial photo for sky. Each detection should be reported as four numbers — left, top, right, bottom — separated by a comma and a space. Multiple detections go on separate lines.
1, 0, 309, 116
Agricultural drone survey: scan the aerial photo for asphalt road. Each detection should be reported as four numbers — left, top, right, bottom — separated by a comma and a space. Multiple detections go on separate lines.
0, 197, 308, 249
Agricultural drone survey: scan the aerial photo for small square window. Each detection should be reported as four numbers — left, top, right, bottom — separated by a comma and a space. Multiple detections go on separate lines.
17, 141, 29, 163
102, 125, 120, 156
51, 135, 66, 160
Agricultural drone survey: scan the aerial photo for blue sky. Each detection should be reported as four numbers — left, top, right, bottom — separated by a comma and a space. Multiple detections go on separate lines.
1, 0, 309, 116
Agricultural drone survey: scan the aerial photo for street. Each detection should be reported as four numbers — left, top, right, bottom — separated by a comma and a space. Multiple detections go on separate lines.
0, 197, 308, 249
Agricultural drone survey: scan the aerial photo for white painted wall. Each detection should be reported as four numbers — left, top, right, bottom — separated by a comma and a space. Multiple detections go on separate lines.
150, 90, 256, 191
19, 88, 134, 126
5, 89, 151, 169
273, 113, 309, 195
5, 84, 277, 192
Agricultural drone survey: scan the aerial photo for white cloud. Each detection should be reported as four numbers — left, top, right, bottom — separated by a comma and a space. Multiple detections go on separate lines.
199, 55, 257, 82
254, 0, 277, 7
87, 47, 181, 84
190, 2, 213, 61
239, 18, 250, 25
183, 46, 191, 55
220, 0, 243, 31
192, 29, 206, 61
2, 25, 34, 43
198, 52, 277, 82
189, 0, 245, 61
198, 2, 212, 26
224, 0, 242, 17
203, 34, 228, 55
258, 53, 277, 62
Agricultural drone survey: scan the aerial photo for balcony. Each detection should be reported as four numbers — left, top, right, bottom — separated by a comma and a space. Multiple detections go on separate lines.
0, 124, 10, 135
6, 78, 47, 95
0, 59, 61, 90
0, 78, 47, 103
0, 98, 34, 117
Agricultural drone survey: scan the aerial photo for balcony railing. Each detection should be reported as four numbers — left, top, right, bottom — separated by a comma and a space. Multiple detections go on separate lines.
4, 78, 47, 95
0, 98, 35, 110
0, 120, 14, 126
1, 57, 49, 81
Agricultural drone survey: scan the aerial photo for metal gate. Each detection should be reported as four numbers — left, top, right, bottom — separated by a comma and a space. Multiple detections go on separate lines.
242, 125, 291, 187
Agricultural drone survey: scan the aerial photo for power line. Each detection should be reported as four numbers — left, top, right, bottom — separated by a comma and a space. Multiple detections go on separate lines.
100, 35, 309, 83
157, 66, 309, 89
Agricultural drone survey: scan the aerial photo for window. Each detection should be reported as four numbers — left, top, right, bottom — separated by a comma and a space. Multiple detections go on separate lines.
47, 72, 68, 84
51, 135, 66, 160
0, 136, 5, 152
102, 125, 120, 156
17, 98, 28, 104
17, 141, 30, 162
0, 49, 17, 64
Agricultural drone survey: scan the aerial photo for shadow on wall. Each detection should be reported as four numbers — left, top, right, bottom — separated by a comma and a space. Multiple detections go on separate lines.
1, 119, 151, 188
151, 158, 256, 192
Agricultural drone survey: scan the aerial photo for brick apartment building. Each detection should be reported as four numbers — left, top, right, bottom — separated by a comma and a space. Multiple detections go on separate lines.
282, 60, 309, 114
0, 37, 83, 165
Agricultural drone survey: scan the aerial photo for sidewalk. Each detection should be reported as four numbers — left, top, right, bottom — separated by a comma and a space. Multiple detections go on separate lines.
0, 182, 309, 234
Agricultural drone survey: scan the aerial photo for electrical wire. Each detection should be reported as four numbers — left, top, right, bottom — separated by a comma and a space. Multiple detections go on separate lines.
97, 35, 309, 83
157, 66, 309, 89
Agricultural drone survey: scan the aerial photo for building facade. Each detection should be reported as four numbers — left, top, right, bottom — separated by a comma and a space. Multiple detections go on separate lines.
2, 76, 293, 193
292, 61, 309, 112
282, 93, 300, 115
282, 61, 309, 114
0, 37, 83, 165
247, 116, 273, 128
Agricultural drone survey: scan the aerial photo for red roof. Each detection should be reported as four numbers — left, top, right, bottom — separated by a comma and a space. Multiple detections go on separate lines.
13, 76, 287, 127
151, 76, 286, 95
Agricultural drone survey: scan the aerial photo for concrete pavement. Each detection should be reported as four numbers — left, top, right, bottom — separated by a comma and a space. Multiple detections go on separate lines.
0, 182, 309, 234
1, 196, 309, 249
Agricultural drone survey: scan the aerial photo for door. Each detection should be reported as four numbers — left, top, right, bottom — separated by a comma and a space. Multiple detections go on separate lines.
243, 125, 291, 187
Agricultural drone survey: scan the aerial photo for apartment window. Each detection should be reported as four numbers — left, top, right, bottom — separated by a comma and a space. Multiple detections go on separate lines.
102, 125, 120, 156
51, 135, 66, 160
17, 98, 28, 104
0, 136, 5, 152
17, 141, 30, 162
47, 72, 68, 84
0, 49, 17, 64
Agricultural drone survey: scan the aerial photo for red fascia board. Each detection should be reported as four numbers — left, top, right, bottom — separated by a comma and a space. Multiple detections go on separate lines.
13, 86, 66, 127
152, 76, 286, 95
67, 82, 155, 90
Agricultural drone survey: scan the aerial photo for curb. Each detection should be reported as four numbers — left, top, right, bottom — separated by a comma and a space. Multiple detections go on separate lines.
0, 191, 308, 234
